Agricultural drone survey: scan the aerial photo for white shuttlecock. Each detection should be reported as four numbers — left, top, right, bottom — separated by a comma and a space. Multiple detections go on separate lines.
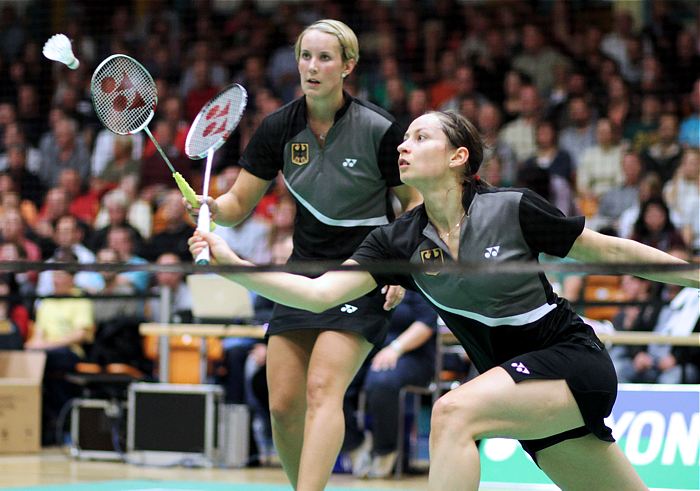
42, 34, 79, 70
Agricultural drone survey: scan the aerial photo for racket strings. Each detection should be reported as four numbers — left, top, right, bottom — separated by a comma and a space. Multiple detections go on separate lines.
186, 85, 247, 157
91, 56, 157, 135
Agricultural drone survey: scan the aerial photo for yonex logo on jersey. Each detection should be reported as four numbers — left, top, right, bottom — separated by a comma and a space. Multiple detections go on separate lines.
340, 304, 358, 314
484, 246, 500, 258
342, 158, 357, 168
511, 362, 530, 375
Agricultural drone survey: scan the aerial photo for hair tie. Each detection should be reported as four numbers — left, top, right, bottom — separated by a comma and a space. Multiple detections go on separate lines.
473, 174, 481, 182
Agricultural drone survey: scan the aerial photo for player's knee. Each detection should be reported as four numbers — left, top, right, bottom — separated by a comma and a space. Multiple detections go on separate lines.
431, 391, 478, 438
305, 373, 339, 411
269, 390, 304, 424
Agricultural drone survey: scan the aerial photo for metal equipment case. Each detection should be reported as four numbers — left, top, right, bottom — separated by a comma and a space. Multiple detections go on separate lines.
127, 383, 223, 467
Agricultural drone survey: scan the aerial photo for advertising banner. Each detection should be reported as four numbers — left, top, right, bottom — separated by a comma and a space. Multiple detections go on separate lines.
480, 384, 700, 490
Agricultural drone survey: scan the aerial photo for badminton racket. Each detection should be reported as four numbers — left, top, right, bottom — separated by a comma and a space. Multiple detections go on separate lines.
90, 54, 198, 206
185, 83, 248, 264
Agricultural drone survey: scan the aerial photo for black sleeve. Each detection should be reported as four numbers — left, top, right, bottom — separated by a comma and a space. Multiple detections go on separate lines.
238, 115, 283, 181
377, 120, 403, 187
519, 189, 585, 257
350, 226, 415, 290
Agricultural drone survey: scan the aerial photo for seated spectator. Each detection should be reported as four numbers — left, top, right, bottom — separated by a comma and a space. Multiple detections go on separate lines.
144, 190, 194, 262
614, 258, 700, 384
36, 215, 102, 298
25, 251, 95, 445
623, 93, 661, 152
91, 127, 144, 179
57, 168, 100, 229
558, 96, 597, 169
679, 79, 699, 149
0, 208, 41, 285
519, 119, 576, 215
0, 172, 38, 227
37, 117, 90, 188
87, 247, 149, 375
90, 189, 146, 255
344, 290, 438, 478
1, 143, 45, 209
94, 177, 152, 241
576, 118, 624, 200
105, 226, 150, 294
91, 247, 143, 318
593, 151, 644, 233
498, 84, 540, 164
97, 135, 140, 191
0, 273, 27, 347
0, 122, 43, 175
663, 149, 700, 254
512, 23, 570, 96
630, 197, 687, 252
31, 187, 72, 257
145, 252, 192, 324
642, 112, 683, 184
477, 104, 517, 186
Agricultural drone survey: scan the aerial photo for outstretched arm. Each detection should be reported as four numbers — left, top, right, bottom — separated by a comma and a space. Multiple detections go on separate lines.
189, 231, 378, 312
567, 228, 699, 288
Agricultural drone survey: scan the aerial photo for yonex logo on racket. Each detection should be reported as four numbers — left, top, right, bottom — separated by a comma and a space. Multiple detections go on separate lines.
100, 72, 147, 113
201, 100, 231, 138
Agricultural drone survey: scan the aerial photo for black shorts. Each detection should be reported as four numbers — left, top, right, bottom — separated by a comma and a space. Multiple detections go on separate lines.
500, 328, 617, 463
266, 287, 391, 347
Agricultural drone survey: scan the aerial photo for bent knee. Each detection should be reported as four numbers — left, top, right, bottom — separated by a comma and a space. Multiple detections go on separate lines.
431, 389, 492, 437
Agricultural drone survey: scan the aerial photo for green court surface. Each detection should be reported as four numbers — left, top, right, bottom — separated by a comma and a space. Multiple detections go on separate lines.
4, 481, 398, 491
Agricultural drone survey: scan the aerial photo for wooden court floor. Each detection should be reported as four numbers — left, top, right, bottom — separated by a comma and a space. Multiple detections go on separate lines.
0, 448, 550, 490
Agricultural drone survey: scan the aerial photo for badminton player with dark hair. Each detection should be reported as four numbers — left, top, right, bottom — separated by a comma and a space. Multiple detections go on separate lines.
191, 110, 699, 491
187, 19, 421, 490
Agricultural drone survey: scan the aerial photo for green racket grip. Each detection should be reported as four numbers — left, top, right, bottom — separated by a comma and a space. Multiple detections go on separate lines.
173, 172, 217, 231
173, 172, 198, 207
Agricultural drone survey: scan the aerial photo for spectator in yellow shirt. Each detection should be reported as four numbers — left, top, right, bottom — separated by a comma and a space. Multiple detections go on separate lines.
25, 252, 94, 445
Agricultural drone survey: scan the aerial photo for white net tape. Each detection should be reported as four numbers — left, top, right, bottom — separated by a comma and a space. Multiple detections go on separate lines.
186, 84, 247, 159
91, 55, 157, 135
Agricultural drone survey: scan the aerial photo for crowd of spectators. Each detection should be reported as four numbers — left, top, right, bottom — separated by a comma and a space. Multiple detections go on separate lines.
0, 0, 698, 449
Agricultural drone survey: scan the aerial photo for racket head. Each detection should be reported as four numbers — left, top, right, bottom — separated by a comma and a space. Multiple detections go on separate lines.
185, 83, 248, 159
90, 54, 157, 135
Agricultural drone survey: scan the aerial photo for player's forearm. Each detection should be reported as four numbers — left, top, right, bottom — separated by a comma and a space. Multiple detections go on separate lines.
570, 229, 700, 288
223, 269, 376, 314
213, 192, 250, 227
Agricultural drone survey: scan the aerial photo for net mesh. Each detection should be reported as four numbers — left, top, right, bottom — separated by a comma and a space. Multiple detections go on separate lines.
90, 55, 157, 135
186, 84, 247, 159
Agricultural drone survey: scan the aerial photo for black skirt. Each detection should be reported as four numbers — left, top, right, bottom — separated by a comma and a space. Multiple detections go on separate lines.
500, 327, 618, 462
266, 287, 391, 347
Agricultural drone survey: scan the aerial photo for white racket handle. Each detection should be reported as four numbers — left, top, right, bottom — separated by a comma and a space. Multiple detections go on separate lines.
195, 203, 211, 265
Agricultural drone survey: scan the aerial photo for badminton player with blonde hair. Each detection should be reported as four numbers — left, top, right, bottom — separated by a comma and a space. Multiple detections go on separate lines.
188, 19, 421, 490
191, 110, 699, 491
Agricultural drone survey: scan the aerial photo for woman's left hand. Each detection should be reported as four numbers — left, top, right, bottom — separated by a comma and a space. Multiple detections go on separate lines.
382, 285, 405, 311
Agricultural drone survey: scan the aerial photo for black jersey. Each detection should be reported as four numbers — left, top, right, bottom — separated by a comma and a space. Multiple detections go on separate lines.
240, 92, 403, 261
351, 187, 588, 373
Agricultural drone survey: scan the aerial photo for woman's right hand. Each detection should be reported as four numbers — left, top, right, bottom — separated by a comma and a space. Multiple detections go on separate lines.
188, 230, 241, 265
183, 195, 219, 222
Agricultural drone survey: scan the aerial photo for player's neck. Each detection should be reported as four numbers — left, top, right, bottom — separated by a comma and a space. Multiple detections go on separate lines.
306, 90, 344, 123
423, 188, 465, 233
